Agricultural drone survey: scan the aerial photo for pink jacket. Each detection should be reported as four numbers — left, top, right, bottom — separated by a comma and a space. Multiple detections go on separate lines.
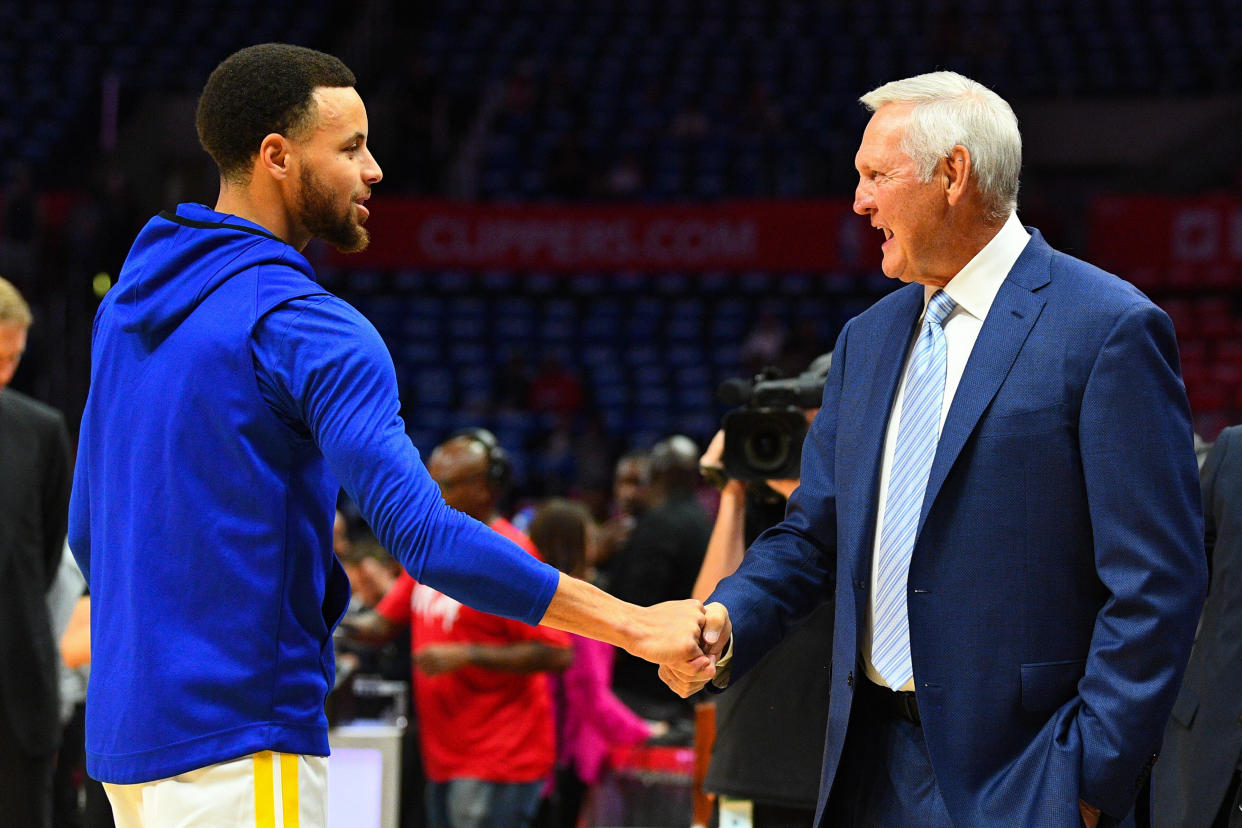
554, 634, 652, 784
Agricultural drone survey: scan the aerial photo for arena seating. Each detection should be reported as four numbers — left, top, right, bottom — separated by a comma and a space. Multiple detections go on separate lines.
400, 0, 1242, 198
318, 263, 866, 472
0, 0, 334, 170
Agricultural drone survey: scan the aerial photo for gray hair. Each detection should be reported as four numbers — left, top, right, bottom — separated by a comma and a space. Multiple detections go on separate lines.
860, 71, 1021, 223
0, 276, 32, 327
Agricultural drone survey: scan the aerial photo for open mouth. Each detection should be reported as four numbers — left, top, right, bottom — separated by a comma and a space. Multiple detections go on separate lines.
353, 196, 370, 220
876, 226, 893, 247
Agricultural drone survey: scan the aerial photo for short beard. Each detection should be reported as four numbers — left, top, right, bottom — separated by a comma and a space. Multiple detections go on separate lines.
296, 166, 369, 253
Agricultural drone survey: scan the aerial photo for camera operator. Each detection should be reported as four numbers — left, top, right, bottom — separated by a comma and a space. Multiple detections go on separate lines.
692, 355, 835, 828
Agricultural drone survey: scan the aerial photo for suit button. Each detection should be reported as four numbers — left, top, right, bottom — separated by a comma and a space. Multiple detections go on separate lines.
847, 671, 854, 687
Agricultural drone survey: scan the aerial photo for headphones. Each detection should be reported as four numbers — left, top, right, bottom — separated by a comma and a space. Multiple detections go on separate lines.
449, 427, 514, 492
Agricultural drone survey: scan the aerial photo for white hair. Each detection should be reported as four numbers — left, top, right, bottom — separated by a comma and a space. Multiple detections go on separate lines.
860, 71, 1021, 223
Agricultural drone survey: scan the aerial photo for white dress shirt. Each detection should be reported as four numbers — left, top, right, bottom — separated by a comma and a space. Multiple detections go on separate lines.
863, 213, 1032, 691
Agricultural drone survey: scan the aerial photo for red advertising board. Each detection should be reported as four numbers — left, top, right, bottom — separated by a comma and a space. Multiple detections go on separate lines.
1089, 193, 1242, 272
330, 199, 881, 272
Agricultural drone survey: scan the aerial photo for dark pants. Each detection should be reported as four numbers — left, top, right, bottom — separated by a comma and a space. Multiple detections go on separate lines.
53, 704, 85, 828
0, 711, 55, 828
82, 777, 115, 828
49, 704, 113, 828
826, 681, 953, 828
426, 778, 543, 828
828, 680, 1146, 828
554, 768, 585, 828
711, 800, 815, 828
530, 767, 585, 828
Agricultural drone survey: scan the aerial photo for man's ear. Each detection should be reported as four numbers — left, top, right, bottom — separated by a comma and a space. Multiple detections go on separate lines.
257, 133, 293, 181
942, 144, 972, 207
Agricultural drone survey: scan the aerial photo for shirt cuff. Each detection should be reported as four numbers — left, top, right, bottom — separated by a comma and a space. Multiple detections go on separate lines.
711, 635, 734, 688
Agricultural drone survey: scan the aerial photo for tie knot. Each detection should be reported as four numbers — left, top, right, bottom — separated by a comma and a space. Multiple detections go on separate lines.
926, 290, 956, 328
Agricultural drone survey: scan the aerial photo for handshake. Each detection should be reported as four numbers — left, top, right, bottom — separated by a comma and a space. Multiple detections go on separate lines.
540, 572, 733, 698
629, 599, 733, 699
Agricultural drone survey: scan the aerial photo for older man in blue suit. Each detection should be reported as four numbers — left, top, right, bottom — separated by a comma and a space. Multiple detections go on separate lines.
661, 72, 1206, 828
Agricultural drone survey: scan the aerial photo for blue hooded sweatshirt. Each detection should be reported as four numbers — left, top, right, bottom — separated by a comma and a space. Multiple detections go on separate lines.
69, 203, 559, 784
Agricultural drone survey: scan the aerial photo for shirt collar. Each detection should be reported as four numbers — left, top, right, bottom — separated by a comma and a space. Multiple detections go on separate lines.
923, 212, 1031, 322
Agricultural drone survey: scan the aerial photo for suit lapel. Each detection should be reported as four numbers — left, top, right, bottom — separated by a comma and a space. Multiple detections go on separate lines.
918, 232, 1053, 531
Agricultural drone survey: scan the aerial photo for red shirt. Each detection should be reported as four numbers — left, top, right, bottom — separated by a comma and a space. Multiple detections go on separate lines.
377, 517, 570, 783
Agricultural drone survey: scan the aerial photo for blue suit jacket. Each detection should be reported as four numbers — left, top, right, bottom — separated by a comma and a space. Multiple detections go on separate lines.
709, 231, 1206, 827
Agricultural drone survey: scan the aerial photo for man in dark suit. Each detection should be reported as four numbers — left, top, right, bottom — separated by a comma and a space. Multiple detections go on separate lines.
0, 276, 73, 828
1152, 425, 1242, 827
661, 71, 1206, 828
609, 435, 711, 720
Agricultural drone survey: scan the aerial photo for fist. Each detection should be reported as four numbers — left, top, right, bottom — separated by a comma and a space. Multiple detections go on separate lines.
659, 602, 731, 697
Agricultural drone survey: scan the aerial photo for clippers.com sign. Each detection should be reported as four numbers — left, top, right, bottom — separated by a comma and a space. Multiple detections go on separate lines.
1090, 194, 1242, 271
333, 199, 879, 272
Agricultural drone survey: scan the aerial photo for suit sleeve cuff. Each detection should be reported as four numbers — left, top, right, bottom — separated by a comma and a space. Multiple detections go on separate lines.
711, 635, 734, 688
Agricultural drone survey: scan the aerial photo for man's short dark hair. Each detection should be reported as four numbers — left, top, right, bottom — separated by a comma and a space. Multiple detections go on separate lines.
196, 43, 356, 182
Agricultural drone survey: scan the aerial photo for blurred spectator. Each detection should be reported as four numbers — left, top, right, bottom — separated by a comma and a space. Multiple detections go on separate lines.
779, 316, 832, 379
529, 413, 577, 497
601, 153, 646, 199
593, 451, 653, 590
608, 435, 711, 723
1152, 425, 1242, 827
529, 499, 657, 828
334, 510, 399, 612
53, 552, 114, 828
48, 548, 88, 828
353, 432, 573, 828
740, 310, 787, 376
692, 414, 832, 828
331, 510, 407, 690
568, 411, 619, 514
0, 276, 72, 828
496, 349, 533, 412
59, 587, 91, 672
527, 354, 584, 417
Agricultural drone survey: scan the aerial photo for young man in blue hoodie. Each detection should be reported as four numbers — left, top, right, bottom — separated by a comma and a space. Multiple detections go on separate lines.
69, 43, 717, 826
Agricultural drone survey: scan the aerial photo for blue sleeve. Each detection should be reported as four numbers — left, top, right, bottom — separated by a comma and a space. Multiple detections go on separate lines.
1074, 301, 1206, 814
251, 295, 559, 626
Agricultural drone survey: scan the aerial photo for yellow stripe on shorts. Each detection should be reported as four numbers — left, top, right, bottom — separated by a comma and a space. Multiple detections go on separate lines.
254, 751, 275, 828
280, 752, 300, 828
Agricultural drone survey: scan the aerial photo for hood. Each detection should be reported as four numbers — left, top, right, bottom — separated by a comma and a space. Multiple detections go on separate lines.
111, 203, 314, 350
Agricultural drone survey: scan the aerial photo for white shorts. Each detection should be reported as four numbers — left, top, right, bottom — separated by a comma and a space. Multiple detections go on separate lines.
104, 751, 328, 828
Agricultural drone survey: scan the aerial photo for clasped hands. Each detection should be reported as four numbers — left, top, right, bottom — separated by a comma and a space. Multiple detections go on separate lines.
629, 599, 732, 698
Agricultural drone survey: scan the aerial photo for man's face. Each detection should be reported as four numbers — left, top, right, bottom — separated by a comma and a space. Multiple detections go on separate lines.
853, 104, 955, 287
428, 441, 493, 522
0, 322, 27, 391
613, 459, 651, 516
291, 86, 382, 253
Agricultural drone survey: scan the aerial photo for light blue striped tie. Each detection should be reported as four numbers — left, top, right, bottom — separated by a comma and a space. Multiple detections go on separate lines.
872, 289, 956, 689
